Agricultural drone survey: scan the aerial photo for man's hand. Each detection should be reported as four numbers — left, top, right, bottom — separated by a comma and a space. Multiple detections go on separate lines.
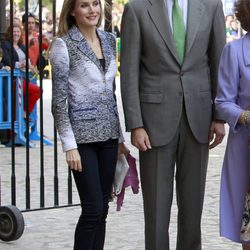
131, 127, 152, 151
209, 121, 225, 149
66, 149, 82, 172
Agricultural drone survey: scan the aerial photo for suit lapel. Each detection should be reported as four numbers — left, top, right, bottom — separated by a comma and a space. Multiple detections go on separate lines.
185, 0, 204, 56
97, 30, 112, 73
147, 0, 179, 63
68, 26, 105, 73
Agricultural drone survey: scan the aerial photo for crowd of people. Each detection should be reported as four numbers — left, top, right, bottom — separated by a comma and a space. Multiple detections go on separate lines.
1, 20, 41, 116
0, 11, 50, 144
1, 0, 250, 250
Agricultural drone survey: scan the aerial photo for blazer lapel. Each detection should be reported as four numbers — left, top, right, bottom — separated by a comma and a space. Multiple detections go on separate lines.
185, 0, 204, 56
97, 30, 112, 73
147, 0, 179, 63
68, 26, 104, 73
243, 33, 250, 66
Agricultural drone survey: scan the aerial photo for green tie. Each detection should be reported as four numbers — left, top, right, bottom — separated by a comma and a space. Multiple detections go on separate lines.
172, 0, 185, 64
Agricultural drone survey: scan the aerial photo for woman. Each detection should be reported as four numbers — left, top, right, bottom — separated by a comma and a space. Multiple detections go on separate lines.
1, 22, 41, 115
21, 12, 50, 70
50, 0, 127, 249
215, 0, 250, 249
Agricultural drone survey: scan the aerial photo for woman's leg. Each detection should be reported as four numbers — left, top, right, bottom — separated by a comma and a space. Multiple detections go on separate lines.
93, 139, 118, 250
72, 143, 102, 250
72, 139, 118, 250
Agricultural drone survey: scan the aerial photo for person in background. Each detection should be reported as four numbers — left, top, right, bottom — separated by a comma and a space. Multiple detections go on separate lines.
215, 0, 250, 249
225, 14, 234, 36
120, 0, 226, 249
1, 22, 41, 116
0, 48, 9, 145
50, 0, 128, 249
231, 19, 239, 36
112, 17, 121, 38
22, 12, 49, 71
227, 19, 242, 42
6, 16, 22, 28
21, 12, 38, 46
0, 47, 4, 69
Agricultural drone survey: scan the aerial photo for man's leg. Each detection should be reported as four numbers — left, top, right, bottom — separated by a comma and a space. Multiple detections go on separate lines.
140, 137, 178, 250
176, 111, 209, 250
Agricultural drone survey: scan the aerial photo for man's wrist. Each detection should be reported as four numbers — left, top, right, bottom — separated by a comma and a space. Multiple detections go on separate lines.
214, 119, 226, 124
131, 127, 143, 132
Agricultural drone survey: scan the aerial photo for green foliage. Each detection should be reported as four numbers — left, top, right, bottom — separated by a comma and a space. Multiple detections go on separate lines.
16, 0, 53, 12
113, 0, 128, 5
16, 0, 126, 13
16, 0, 24, 11
42, 0, 54, 9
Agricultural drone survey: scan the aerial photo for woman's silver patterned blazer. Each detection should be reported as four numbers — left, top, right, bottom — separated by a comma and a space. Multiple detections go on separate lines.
50, 25, 123, 152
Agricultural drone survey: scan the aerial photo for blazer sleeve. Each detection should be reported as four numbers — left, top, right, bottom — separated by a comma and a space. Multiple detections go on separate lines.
1, 41, 14, 67
207, 0, 226, 120
1, 41, 23, 68
50, 38, 77, 152
120, 2, 144, 131
215, 42, 242, 132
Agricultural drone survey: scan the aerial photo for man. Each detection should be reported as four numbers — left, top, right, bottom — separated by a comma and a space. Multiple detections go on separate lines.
120, 0, 226, 249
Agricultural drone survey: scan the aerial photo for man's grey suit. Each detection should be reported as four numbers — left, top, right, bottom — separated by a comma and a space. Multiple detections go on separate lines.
120, 0, 226, 249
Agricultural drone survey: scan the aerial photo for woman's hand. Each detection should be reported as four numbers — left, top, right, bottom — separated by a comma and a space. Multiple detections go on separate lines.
118, 143, 130, 158
20, 60, 26, 69
29, 64, 34, 70
20, 59, 34, 71
4, 66, 10, 71
66, 149, 82, 172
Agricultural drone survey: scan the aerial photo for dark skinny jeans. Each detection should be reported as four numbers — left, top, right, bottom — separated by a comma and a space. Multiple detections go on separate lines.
72, 139, 118, 250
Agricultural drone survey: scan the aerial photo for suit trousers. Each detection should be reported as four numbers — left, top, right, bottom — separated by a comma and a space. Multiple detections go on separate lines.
72, 139, 118, 250
139, 109, 209, 250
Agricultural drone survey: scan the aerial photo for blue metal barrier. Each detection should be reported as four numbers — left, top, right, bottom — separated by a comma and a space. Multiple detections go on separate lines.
0, 69, 52, 146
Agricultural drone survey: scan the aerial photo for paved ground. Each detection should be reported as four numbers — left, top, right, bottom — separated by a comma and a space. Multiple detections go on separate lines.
0, 79, 241, 249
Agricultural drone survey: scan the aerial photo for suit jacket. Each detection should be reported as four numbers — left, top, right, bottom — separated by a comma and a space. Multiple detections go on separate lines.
50, 26, 122, 152
120, 0, 226, 146
1, 40, 26, 67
